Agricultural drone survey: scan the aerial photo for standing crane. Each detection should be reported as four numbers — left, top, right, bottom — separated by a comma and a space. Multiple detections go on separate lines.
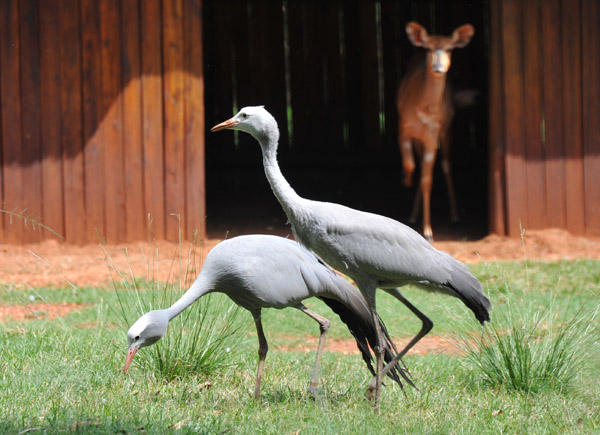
123, 234, 410, 400
211, 107, 491, 411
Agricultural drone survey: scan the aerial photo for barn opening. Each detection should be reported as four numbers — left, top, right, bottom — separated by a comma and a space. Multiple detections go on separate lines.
203, 1, 489, 241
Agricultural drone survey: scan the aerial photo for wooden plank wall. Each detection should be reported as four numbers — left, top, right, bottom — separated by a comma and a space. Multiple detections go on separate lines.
1, 0, 597, 244
489, 0, 600, 236
0, 0, 206, 244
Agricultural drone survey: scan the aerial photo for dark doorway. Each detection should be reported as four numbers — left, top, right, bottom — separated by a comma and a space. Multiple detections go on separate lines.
203, 1, 489, 241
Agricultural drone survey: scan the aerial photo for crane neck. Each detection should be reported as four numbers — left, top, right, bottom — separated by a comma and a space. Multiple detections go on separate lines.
258, 130, 305, 217
164, 275, 212, 321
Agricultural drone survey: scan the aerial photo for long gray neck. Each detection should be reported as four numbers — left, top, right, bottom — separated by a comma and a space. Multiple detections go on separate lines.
258, 130, 305, 217
164, 275, 212, 321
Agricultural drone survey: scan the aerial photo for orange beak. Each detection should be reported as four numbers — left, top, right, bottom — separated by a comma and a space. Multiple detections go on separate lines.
123, 346, 138, 374
211, 117, 239, 132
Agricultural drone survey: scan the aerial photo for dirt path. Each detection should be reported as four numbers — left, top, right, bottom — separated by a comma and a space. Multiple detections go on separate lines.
0, 228, 597, 289
1, 228, 598, 355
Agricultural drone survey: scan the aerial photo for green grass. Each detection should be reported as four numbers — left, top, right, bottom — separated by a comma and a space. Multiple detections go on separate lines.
1, 259, 599, 434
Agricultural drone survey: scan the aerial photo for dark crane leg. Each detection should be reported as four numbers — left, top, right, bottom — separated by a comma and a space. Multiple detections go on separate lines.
367, 289, 433, 393
362, 291, 385, 413
252, 310, 269, 400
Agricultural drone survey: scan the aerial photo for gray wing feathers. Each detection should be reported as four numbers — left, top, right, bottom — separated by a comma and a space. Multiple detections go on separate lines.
302, 202, 491, 324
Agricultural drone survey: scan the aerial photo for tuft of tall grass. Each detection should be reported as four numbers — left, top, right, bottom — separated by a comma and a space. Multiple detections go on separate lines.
103, 232, 248, 381
117, 289, 246, 381
458, 293, 599, 393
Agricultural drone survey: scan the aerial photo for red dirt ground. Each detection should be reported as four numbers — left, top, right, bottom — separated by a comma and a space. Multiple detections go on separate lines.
1, 228, 597, 289
1, 228, 598, 354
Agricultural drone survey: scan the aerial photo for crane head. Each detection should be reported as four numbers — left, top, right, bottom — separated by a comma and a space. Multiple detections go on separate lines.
123, 310, 169, 374
211, 106, 278, 143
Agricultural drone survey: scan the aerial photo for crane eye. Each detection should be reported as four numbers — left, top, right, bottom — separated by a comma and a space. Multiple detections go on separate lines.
241, 112, 248, 119
135, 335, 140, 341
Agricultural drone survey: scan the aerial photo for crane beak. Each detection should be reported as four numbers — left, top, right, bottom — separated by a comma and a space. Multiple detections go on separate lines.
123, 346, 138, 374
211, 117, 238, 132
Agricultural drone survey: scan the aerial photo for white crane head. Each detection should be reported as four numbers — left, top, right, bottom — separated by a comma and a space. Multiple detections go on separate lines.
123, 310, 169, 374
211, 106, 279, 144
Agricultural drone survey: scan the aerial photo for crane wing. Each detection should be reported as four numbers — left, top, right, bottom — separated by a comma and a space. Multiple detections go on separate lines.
301, 201, 460, 287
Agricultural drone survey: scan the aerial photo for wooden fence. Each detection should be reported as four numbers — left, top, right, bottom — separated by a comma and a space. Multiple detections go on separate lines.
0, 0, 597, 244
0, 0, 205, 244
489, 0, 600, 236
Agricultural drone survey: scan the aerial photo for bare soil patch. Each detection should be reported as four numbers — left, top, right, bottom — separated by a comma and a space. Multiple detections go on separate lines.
277, 335, 462, 356
0, 302, 85, 322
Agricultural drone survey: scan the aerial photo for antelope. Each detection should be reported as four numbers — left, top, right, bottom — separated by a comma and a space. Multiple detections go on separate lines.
397, 22, 474, 242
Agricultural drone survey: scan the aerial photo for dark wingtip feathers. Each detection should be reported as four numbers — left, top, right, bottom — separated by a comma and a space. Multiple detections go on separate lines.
445, 279, 491, 326
318, 296, 414, 390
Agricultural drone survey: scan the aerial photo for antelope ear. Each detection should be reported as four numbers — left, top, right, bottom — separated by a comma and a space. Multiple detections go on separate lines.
451, 24, 475, 48
406, 22, 429, 47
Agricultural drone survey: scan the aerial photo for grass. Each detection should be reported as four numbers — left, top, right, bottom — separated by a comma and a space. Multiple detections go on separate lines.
114, 285, 246, 380
0, 257, 599, 433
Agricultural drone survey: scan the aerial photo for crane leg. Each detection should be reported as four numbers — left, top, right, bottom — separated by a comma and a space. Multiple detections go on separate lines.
364, 301, 385, 413
296, 304, 330, 396
252, 311, 269, 400
367, 289, 433, 391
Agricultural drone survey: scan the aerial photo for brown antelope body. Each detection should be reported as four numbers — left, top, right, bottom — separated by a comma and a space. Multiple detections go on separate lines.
397, 22, 474, 242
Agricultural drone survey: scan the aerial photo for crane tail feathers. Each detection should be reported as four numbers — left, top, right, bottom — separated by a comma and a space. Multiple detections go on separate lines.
318, 296, 414, 389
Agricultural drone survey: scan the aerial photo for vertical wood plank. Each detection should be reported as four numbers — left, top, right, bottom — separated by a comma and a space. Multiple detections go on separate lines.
0, 0, 23, 243
501, 0, 528, 236
203, 0, 235, 227
184, 0, 206, 240
59, 0, 86, 244
100, 0, 126, 242
121, 0, 145, 241
541, 0, 567, 229
287, 2, 309, 151
561, 0, 585, 234
321, 1, 349, 155
248, 1, 287, 144
503, 1, 528, 233
140, 0, 165, 240
523, 0, 546, 229
380, 0, 403, 151
39, 0, 65, 240
81, 0, 105, 243
488, 0, 506, 235
206, 0, 234, 127
163, 0, 186, 242
581, 0, 600, 234
358, 2, 382, 151
302, 3, 328, 155
340, 5, 364, 152
19, 0, 43, 243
